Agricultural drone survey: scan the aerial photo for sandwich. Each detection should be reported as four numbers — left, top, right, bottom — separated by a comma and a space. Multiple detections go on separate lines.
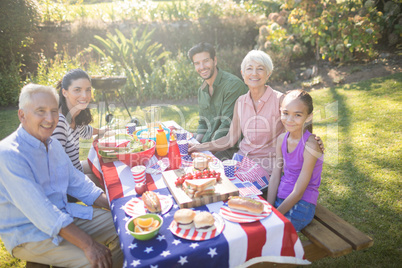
142, 191, 162, 213
174, 209, 196, 230
227, 196, 264, 214
182, 178, 216, 198
191, 152, 214, 162
193, 211, 215, 232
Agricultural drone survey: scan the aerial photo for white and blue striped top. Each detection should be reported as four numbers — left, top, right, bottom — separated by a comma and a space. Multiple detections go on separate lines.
52, 113, 93, 172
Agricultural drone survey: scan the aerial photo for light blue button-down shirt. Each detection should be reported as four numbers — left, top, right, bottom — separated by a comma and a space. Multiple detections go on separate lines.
0, 126, 103, 254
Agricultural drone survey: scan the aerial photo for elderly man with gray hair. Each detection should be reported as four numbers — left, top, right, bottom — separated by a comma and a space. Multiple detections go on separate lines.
0, 84, 123, 267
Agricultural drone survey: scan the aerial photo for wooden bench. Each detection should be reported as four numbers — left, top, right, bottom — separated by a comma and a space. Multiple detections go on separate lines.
249, 203, 374, 267
301, 204, 373, 261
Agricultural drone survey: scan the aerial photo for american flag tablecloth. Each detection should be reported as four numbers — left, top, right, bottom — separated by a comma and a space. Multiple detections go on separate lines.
87, 122, 310, 267
110, 188, 308, 268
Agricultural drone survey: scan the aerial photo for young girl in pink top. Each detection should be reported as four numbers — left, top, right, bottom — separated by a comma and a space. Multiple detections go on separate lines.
267, 89, 323, 231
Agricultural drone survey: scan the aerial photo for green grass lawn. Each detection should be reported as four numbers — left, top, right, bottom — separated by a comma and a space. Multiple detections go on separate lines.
0, 73, 401, 267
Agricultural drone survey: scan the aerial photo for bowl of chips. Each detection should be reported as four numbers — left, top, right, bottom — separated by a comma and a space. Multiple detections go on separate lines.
125, 214, 163, 241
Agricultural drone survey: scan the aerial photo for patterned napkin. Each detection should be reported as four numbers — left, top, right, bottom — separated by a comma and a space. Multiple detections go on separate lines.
232, 153, 269, 190
235, 181, 263, 197
145, 156, 169, 174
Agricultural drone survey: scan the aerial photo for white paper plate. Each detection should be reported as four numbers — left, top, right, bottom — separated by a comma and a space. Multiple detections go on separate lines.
169, 212, 224, 241
123, 194, 173, 217
219, 199, 272, 223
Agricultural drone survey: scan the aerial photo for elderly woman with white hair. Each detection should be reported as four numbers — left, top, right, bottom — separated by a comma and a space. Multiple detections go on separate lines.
189, 50, 284, 176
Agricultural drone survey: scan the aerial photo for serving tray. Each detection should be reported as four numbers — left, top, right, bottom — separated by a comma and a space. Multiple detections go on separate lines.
162, 167, 239, 208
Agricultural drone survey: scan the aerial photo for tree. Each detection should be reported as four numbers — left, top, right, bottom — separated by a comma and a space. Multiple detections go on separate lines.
0, 0, 40, 106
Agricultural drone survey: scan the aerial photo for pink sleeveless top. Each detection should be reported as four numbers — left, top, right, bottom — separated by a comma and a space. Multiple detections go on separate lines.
277, 130, 323, 205
237, 86, 285, 175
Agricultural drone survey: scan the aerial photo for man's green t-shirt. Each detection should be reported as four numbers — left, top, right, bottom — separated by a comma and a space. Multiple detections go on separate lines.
197, 68, 248, 144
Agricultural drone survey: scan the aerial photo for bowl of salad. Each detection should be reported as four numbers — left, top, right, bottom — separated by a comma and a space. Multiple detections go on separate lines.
116, 137, 156, 167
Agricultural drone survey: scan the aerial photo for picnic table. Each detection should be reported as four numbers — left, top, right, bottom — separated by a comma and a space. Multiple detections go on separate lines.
27, 121, 373, 268
87, 121, 310, 267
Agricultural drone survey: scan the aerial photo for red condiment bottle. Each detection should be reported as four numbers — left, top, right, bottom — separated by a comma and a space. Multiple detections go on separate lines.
168, 136, 181, 170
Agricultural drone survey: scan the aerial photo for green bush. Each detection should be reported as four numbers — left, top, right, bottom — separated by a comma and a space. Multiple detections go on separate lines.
288, 0, 381, 62
33, 47, 200, 104
0, 0, 40, 106
256, 0, 383, 66
36, 0, 264, 23
218, 46, 251, 79
160, 1, 192, 21
153, 52, 200, 100
374, 0, 402, 47
34, 51, 82, 88
90, 28, 171, 100
89, 28, 200, 102
0, 59, 22, 107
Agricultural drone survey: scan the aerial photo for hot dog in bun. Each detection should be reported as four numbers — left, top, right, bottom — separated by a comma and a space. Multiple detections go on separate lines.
228, 196, 264, 214
142, 191, 162, 213
174, 209, 196, 230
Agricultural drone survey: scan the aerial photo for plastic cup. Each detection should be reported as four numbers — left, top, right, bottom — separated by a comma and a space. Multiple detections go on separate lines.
175, 129, 187, 141
193, 157, 208, 171
177, 140, 188, 156
126, 123, 136, 135
223, 160, 237, 180
131, 165, 146, 184
143, 106, 161, 130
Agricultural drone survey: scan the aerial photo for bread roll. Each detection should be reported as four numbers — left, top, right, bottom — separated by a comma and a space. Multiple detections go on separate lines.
174, 209, 196, 230
174, 209, 196, 224
193, 211, 215, 231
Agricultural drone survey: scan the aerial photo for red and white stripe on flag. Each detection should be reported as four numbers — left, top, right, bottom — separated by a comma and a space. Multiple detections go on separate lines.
206, 201, 306, 267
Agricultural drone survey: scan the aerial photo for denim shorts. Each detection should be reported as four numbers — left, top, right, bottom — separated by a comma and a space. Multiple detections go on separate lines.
275, 198, 316, 232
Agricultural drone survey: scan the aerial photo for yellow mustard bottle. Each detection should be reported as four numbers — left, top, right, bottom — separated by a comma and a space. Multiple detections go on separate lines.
156, 125, 168, 156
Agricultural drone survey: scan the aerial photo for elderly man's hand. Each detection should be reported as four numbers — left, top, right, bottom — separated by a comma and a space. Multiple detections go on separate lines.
59, 223, 113, 268
83, 240, 112, 268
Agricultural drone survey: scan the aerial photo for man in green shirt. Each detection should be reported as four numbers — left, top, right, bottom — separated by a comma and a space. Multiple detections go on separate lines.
187, 42, 248, 160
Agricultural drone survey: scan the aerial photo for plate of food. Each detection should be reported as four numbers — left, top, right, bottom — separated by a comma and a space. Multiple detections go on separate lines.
169, 209, 225, 241
219, 196, 272, 223
124, 192, 173, 217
